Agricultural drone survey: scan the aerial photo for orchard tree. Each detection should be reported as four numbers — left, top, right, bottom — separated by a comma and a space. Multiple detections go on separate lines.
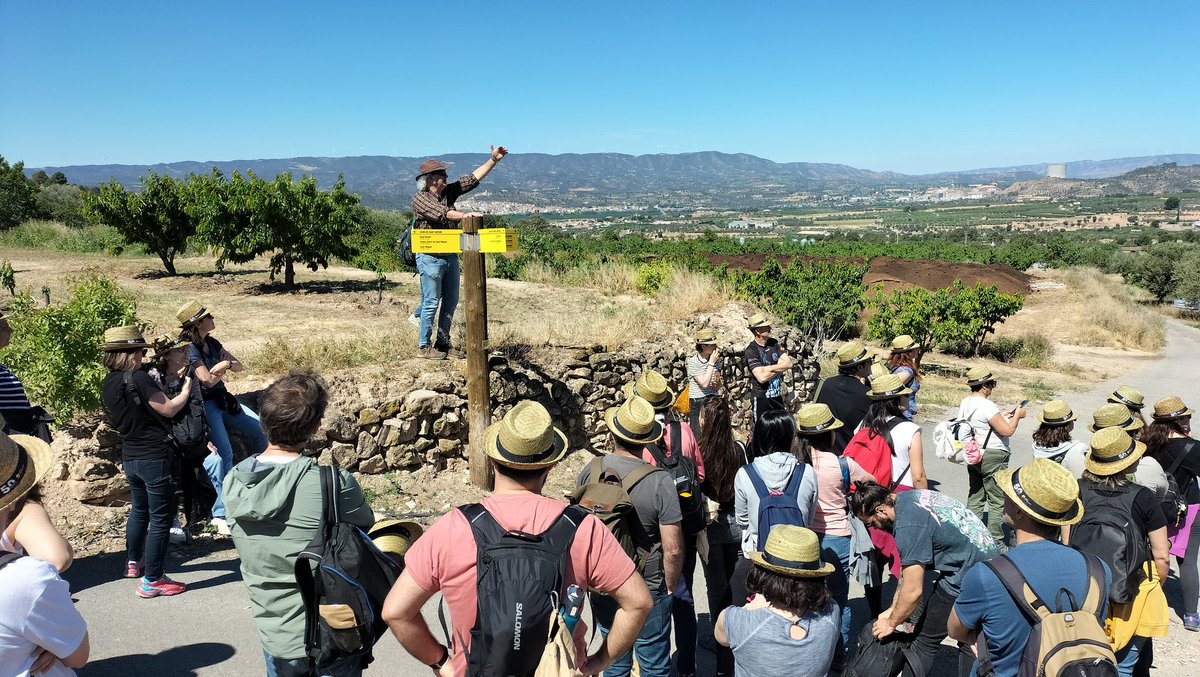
1175, 249, 1200, 306
0, 156, 40, 230
1164, 196, 1181, 223
84, 173, 195, 275
1127, 245, 1180, 303
868, 281, 1023, 358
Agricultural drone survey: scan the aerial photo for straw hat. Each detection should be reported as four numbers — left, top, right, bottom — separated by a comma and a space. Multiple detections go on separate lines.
622, 370, 677, 411
890, 335, 919, 353
1037, 400, 1076, 426
835, 341, 871, 368
605, 396, 664, 446
795, 404, 843, 435
1085, 426, 1146, 477
150, 333, 190, 360
867, 373, 912, 400
175, 300, 211, 328
747, 313, 771, 330
1107, 386, 1145, 411
101, 325, 151, 352
0, 431, 54, 513
747, 525, 835, 578
997, 459, 1083, 527
965, 367, 995, 387
1152, 396, 1195, 422
482, 401, 569, 470
1089, 403, 1144, 433
694, 328, 718, 345
368, 519, 424, 559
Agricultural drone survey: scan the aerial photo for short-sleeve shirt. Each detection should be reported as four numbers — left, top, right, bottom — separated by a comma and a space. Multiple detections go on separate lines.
0, 365, 31, 412
187, 336, 229, 401
687, 353, 723, 399
404, 493, 636, 677
809, 450, 874, 537
958, 396, 1009, 452
723, 603, 840, 677
411, 174, 480, 229
892, 490, 997, 596
815, 376, 871, 453
101, 369, 172, 461
0, 556, 88, 677
954, 541, 1110, 677
744, 339, 784, 399
891, 365, 919, 417
577, 455, 681, 593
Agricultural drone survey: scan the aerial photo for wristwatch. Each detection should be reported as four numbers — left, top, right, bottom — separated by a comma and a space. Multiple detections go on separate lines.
428, 645, 449, 672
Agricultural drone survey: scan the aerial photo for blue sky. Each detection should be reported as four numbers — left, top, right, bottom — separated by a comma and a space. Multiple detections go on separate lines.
2, 1, 1197, 174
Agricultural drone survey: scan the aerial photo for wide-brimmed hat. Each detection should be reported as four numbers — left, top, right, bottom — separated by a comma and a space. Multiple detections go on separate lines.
150, 333, 190, 360
890, 335, 919, 354
101, 325, 151, 352
1037, 400, 1076, 426
483, 401, 569, 470
965, 367, 995, 387
747, 313, 771, 330
605, 396, 664, 446
867, 373, 913, 401
997, 459, 1083, 527
1086, 426, 1147, 477
0, 431, 54, 513
415, 159, 449, 179
747, 525, 835, 578
694, 328, 718, 345
795, 403, 843, 435
1152, 396, 1195, 422
835, 341, 871, 368
368, 519, 424, 559
622, 370, 677, 412
176, 300, 211, 328
1089, 403, 1144, 433
1107, 386, 1145, 411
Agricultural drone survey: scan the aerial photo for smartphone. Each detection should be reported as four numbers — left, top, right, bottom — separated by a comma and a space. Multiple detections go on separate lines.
1018, 400, 1029, 408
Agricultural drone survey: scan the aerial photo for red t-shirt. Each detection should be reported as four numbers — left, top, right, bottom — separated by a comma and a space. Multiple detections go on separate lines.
405, 493, 637, 676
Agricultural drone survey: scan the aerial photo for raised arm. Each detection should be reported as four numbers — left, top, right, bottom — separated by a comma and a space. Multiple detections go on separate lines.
471, 145, 507, 182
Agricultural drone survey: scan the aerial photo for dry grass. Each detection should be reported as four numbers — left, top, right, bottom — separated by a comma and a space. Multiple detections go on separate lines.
1059, 268, 1165, 351
245, 326, 417, 373
519, 260, 639, 295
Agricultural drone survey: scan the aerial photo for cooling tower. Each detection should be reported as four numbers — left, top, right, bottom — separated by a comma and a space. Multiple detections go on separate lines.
1046, 163, 1067, 179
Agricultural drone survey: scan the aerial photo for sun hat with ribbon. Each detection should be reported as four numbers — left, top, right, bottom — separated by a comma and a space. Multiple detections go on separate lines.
605, 396, 664, 446
869, 355, 889, 380
997, 458, 1083, 527
1037, 400, 1077, 426
483, 400, 569, 470
890, 335, 919, 353
150, 333, 190, 361
867, 373, 913, 401
368, 519, 424, 559
795, 404, 844, 435
1107, 386, 1145, 411
1085, 426, 1146, 477
694, 328, 718, 345
415, 159, 449, 179
1089, 403, 1144, 433
965, 367, 995, 387
747, 525, 835, 578
0, 431, 54, 513
175, 300, 212, 328
622, 370, 677, 412
101, 325, 152, 352
835, 340, 871, 368
1152, 396, 1195, 422
747, 313, 771, 330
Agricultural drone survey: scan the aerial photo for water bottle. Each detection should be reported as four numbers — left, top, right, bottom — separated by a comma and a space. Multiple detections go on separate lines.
561, 584, 585, 634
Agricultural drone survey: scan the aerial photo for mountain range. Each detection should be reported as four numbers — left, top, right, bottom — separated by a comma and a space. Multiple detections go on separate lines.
29, 152, 1200, 211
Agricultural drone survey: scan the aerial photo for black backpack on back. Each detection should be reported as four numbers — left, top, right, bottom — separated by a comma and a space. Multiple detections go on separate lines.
460, 502, 587, 677
1071, 482, 1148, 605
1160, 441, 1197, 528
645, 420, 706, 537
165, 374, 208, 462
295, 465, 402, 673
396, 215, 417, 268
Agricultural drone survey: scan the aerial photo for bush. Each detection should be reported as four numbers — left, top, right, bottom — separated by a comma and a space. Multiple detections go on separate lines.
979, 332, 1053, 368
869, 281, 1024, 358
634, 261, 671, 295
732, 257, 868, 341
0, 274, 139, 420
0, 220, 125, 254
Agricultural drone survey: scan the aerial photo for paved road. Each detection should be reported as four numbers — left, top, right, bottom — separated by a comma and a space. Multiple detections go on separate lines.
69, 321, 1200, 676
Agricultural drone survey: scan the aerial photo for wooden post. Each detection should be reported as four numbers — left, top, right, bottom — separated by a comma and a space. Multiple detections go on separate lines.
461, 215, 493, 490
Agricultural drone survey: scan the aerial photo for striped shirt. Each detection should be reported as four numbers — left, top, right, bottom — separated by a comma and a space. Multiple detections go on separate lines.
0, 365, 31, 411
687, 353, 723, 399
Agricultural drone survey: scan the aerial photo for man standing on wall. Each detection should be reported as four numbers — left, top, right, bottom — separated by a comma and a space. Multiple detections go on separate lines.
410, 146, 507, 360
743, 313, 793, 426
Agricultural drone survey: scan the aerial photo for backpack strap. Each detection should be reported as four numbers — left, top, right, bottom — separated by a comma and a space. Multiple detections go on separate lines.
781, 463, 805, 498
668, 420, 682, 459
880, 416, 904, 457
983, 554, 1047, 624
620, 463, 660, 494
459, 503, 506, 552
1166, 440, 1197, 479
745, 463, 771, 498
838, 457, 851, 494
1078, 552, 1108, 621
122, 370, 178, 443
644, 442, 669, 468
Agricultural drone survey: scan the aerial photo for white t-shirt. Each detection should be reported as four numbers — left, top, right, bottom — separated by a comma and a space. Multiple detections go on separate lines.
0, 556, 87, 677
958, 396, 1010, 452
888, 417, 922, 486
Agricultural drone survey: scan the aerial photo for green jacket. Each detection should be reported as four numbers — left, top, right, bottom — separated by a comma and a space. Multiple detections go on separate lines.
224, 455, 375, 659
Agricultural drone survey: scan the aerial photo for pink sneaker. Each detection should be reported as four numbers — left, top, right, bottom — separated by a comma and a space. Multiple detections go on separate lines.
124, 560, 143, 579
137, 575, 187, 598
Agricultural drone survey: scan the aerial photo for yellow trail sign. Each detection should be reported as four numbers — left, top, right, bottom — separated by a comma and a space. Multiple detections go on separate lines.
411, 229, 462, 254
479, 228, 519, 253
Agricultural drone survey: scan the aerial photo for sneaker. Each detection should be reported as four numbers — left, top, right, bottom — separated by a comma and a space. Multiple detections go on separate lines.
407, 312, 421, 328
418, 347, 447, 360
210, 517, 232, 536
1185, 613, 1200, 631
137, 575, 187, 598
169, 526, 188, 544
124, 560, 143, 579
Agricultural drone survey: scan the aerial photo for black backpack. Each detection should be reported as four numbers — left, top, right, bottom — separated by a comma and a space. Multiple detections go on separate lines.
460, 502, 587, 677
1071, 482, 1148, 605
121, 370, 208, 462
1160, 441, 1197, 528
295, 465, 402, 673
645, 420, 706, 537
395, 215, 417, 268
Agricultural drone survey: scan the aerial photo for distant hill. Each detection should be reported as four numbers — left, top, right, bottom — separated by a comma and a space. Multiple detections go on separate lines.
28, 152, 1200, 210
956, 154, 1200, 180
1001, 163, 1200, 201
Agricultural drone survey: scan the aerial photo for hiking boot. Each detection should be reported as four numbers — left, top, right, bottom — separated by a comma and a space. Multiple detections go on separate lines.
124, 560, 143, 579
440, 346, 466, 359
418, 347, 447, 360
137, 575, 187, 598
1185, 613, 1200, 631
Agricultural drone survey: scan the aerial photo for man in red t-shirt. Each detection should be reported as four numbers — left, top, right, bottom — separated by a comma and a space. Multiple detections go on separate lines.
383, 401, 653, 676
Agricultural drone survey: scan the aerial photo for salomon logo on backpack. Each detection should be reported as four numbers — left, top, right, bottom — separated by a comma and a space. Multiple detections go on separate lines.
461, 503, 586, 677
746, 463, 806, 551
1071, 484, 1149, 605
646, 420, 706, 537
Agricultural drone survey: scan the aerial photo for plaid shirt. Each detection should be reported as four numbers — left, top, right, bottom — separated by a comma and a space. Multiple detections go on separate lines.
411, 174, 480, 229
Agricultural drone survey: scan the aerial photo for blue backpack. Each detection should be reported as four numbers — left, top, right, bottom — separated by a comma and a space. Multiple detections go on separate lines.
746, 463, 806, 551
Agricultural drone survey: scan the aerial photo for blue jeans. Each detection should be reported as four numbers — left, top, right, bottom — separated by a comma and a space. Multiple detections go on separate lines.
819, 533, 852, 649
415, 253, 460, 349
124, 457, 176, 580
203, 398, 267, 519
671, 540, 698, 675
591, 590, 673, 677
262, 649, 363, 677
1116, 636, 1147, 677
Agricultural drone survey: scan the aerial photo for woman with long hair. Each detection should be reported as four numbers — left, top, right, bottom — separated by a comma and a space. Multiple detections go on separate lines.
851, 374, 926, 491
1031, 400, 1089, 472
697, 397, 745, 677
887, 335, 921, 420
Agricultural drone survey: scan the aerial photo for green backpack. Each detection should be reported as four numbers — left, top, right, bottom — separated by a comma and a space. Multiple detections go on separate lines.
569, 458, 658, 574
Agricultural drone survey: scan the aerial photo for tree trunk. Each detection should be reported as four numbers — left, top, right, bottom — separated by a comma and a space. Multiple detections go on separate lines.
160, 253, 177, 276
284, 257, 295, 287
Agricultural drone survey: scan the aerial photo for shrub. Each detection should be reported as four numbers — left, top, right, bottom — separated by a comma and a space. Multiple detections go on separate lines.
0, 220, 125, 253
634, 261, 671, 295
979, 332, 1053, 368
0, 274, 139, 420
0, 261, 13, 295
732, 257, 868, 342
869, 281, 1024, 358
